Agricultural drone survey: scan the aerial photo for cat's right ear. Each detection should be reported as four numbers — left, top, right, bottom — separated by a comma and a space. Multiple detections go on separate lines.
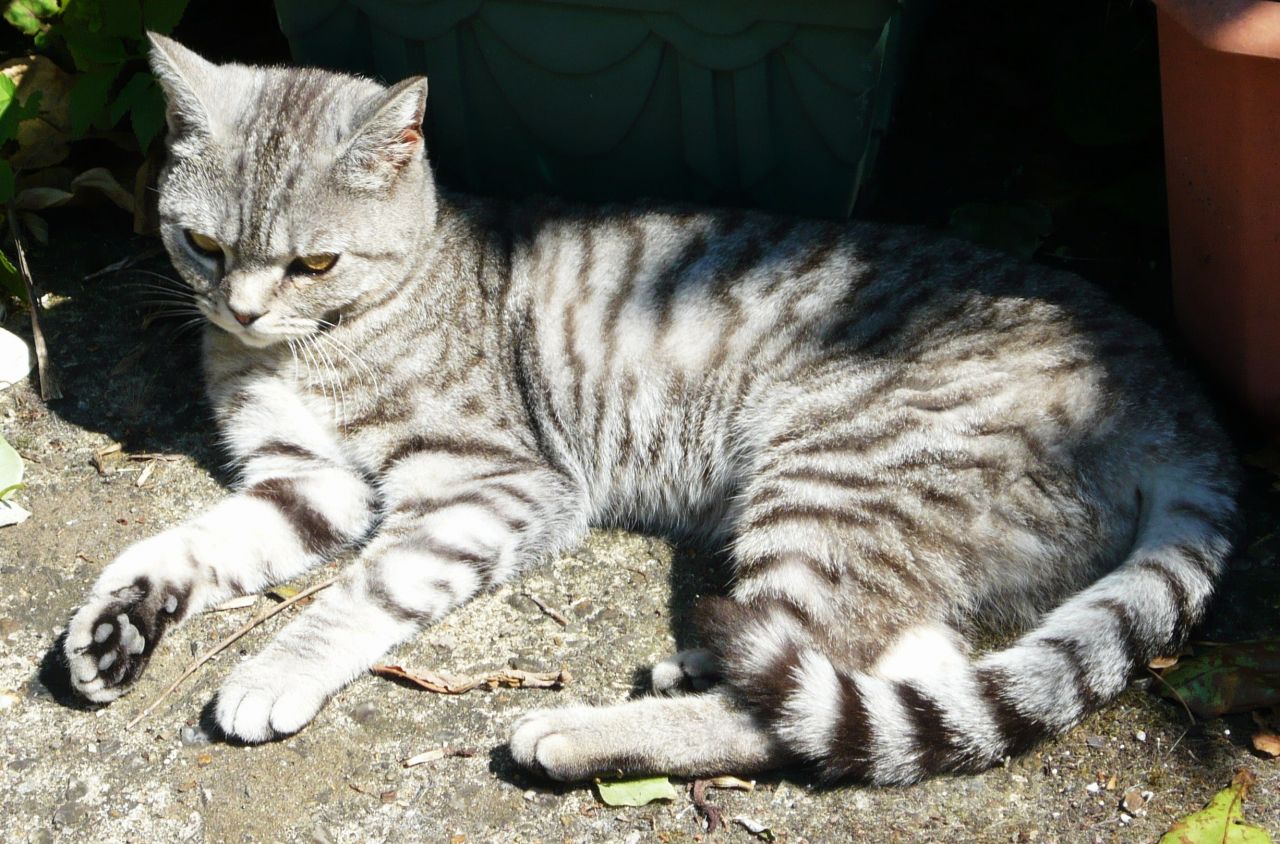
147, 33, 217, 144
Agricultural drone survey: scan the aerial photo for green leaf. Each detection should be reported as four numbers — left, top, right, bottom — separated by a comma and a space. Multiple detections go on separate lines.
1159, 771, 1272, 844
62, 24, 128, 70
96, 0, 142, 39
595, 776, 677, 807
948, 201, 1053, 259
3, 0, 60, 36
0, 432, 23, 501
108, 70, 149, 124
128, 78, 164, 150
0, 84, 42, 146
68, 67, 117, 136
0, 247, 26, 303
1158, 641, 1280, 718
142, 0, 188, 34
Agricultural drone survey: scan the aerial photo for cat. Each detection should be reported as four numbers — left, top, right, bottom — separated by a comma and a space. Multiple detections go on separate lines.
60, 34, 1237, 786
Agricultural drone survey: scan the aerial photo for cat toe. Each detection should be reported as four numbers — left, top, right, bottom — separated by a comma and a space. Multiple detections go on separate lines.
64, 577, 193, 703
215, 665, 328, 743
509, 707, 613, 782
651, 648, 720, 694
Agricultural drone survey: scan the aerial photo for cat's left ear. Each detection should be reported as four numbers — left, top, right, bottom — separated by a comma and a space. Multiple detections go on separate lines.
336, 76, 429, 191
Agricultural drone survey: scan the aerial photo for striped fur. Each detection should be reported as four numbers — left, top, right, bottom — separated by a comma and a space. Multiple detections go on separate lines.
64, 38, 1237, 782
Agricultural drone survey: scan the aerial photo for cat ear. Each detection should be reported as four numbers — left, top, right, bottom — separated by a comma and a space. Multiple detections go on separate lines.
146, 32, 217, 143
336, 77, 429, 190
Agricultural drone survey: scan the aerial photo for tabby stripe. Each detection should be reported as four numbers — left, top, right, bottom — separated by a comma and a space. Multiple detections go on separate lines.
826, 671, 874, 779
252, 440, 323, 463
975, 666, 1044, 756
1039, 637, 1103, 713
651, 232, 710, 328
743, 502, 874, 533
1170, 541, 1219, 581
1135, 559, 1193, 628
247, 477, 343, 555
393, 490, 529, 533
1095, 598, 1145, 669
382, 433, 536, 472
896, 682, 962, 773
367, 576, 428, 622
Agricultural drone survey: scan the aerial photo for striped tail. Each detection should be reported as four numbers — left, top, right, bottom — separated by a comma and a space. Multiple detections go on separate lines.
705, 467, 1237, 784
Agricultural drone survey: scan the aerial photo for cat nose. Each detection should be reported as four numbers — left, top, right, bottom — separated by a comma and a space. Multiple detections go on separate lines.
230, 308, 264, 326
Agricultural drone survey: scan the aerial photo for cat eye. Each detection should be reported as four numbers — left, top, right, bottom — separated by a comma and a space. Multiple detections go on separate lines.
290, 253, 340, 275
184, 230, 223, 257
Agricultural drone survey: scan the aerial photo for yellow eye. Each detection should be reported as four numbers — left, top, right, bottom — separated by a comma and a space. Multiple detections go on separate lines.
184, 230, 222, 256
292, 253, 340, 275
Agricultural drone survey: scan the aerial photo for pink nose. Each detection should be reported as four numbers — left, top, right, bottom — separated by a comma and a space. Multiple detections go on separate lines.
230, 308, 263, 326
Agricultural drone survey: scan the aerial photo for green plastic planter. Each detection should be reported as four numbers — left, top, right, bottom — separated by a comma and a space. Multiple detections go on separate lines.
273, 0, 925, 217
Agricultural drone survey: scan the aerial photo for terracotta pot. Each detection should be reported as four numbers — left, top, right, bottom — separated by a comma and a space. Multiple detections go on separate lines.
1157, 0, 1280, 428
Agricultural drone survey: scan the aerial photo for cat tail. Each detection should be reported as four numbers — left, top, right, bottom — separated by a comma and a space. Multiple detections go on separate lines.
701, 462, 1238, 785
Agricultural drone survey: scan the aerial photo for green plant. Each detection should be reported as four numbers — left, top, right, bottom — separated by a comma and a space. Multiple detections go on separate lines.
5, 0, 189, 151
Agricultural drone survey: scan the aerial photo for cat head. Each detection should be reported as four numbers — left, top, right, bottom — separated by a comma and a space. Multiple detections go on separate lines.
148, 35, 436, 348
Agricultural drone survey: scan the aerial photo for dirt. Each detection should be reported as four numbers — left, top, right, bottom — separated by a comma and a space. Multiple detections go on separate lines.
0, 216, 1277, 843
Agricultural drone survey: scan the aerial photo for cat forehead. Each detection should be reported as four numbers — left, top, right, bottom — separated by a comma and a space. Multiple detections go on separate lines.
221, 67, 383, 151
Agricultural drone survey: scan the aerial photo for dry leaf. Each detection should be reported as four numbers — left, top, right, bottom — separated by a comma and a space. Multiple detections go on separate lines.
207, 595, 257, 612
372, 663, 570, 695
71, 167, 135, 213
1149, 655, 1180, 670
707, 775, 756, 791
1252, 731, 1280, 758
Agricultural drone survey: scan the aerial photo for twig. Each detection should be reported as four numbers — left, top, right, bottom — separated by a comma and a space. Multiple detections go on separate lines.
125, 575, 338, 729
82, 247, 165, 281
6, 202, 60, 399
1146, 667, 1197, 726
526, 592, 569, 627
372, 663, 570, 695
401, 746, 478, 768
691, 779, 725, 835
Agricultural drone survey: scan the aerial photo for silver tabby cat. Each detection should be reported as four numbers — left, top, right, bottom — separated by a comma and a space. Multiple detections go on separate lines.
62, 35, 1237, 785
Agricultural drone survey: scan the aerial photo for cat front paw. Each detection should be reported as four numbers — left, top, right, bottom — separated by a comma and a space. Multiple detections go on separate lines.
63, 576, 191, 702
509, 706, 613, 781
214, 656, 330, 742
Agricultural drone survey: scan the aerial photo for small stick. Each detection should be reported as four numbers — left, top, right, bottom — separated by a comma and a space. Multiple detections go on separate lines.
6, 202, 60, 400
125, 575, 338, 729
1146, 667, 1197, 726
526, 592, 569, 627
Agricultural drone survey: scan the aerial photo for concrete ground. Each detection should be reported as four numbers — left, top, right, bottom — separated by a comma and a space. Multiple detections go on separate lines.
1, 217, 1277, 843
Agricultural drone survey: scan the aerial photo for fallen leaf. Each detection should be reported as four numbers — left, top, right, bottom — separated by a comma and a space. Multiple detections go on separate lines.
1158, 770, 1272, 844
267, 585, 301, 601
707, 775, 756, 791
372, 663, 570, 695
1149, 655, 1180, 670
595, 776, 677, 807
733, 816, 776, 841
0, 432, 23, 501
207, 595, 257, 612
1157, 642, 1280, 717
1252, 732, 1280, 758
0, 499, 29, 527
71, 167, 135, 213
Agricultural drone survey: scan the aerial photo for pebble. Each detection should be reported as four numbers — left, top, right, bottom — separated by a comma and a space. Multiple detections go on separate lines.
1134, 730, 1147, 742
507, 655, 552, 673
1085, 782, 1101, 794
1122, 788, 1146, 813
350, 702, 378, 725
1085, 736, 1105, 749
179, 726, 210, 747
